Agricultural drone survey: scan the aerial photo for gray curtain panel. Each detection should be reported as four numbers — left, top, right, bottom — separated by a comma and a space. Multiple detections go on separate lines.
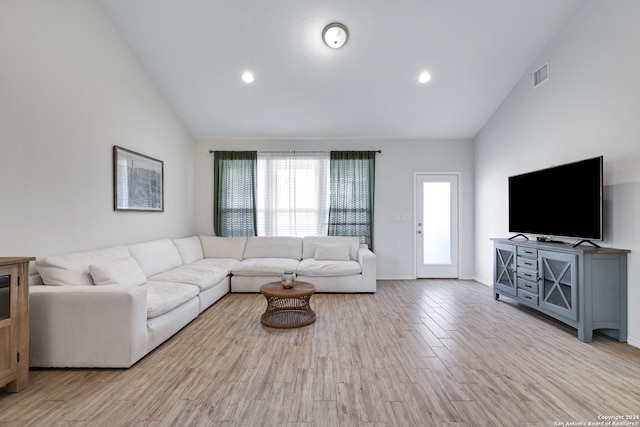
213, 151, 257, 237
328, 151, 376, 250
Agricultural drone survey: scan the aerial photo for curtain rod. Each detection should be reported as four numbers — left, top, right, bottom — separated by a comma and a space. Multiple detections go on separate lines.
208, 150, 381, 154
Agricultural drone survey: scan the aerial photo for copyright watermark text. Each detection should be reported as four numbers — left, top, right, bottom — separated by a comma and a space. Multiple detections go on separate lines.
553, 415, 640, 426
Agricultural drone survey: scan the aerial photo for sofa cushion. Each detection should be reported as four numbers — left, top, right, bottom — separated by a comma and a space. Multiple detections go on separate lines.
172, 236, 204, 264
143, 281, 200, 319
200, 236, 247, 260
296, 259, 362, 277
128, 239, 183, 278
191, 258, 240, 273
35, 246, 130, 286
314, 244, 351, 261
302, 236, 360, 260
243, 236, 302, 259
149, 265, 228, 291
28, 261, 43, 286
89, 257, 147, 286
231, 258, 300, 276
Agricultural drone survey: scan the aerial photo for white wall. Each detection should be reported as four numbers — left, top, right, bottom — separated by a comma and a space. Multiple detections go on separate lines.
194, 139, 474, 279
474, 1, 640, 346
0, 1, 195, 257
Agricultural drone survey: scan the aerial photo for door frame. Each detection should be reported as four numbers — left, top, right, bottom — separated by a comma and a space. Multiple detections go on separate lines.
413, 172, 461, 279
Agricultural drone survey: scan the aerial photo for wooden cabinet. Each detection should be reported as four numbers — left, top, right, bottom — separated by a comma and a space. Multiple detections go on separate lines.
492, 239, 628, 343
0, 257, 34, 392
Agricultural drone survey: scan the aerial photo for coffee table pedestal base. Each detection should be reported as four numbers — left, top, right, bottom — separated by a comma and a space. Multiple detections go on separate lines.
260, 282, 316, 328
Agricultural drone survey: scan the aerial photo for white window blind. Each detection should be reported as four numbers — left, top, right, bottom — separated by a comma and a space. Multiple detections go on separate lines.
256, 151, 330, 236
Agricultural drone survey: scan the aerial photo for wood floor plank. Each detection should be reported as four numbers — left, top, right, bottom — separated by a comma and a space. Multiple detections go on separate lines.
1, 279, 639, 426
289, 368, 315, 424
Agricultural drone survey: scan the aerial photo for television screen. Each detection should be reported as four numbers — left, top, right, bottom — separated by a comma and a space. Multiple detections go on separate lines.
508, 156, 603, 240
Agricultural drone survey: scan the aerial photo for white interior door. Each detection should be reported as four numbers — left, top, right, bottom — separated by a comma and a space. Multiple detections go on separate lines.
416, 174, 459, 278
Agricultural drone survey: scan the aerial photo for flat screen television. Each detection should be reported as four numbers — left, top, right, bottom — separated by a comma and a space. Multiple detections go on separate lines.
508, 156, 603, 241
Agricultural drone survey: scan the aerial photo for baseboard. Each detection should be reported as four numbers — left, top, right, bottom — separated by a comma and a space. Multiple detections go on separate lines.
377, 276, 488, 282
473, 276, 492, 286
376, 275, 416, 281
626, 336, 640, 349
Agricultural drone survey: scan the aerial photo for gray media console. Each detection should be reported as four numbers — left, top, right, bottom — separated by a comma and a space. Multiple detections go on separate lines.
492, 238, 629, 343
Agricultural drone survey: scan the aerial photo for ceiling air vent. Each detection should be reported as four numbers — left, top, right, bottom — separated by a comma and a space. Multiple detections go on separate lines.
532, 62, 549, 88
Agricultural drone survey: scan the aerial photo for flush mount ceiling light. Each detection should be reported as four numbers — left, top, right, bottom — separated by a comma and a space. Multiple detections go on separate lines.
323, 23, 348, 49
418, 71, 432, 84
241, 71, 254, 83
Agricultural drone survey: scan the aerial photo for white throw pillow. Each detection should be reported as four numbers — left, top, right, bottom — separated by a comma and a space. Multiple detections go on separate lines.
89, 257, 147, 286
35, 246, 130, 286
302, 236, 359, 260
314, 245, 351, 261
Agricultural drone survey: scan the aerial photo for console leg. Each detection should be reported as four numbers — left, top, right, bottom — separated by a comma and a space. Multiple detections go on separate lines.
578, 327, 593, 343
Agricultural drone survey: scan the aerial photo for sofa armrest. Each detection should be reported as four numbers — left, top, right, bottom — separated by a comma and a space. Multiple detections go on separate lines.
29, 285, 148, 368
357, 244, 377, 292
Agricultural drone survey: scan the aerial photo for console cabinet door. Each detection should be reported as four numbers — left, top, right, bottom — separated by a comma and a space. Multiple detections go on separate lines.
538, 250, 578, 320
0, 266, 18, 387
494, 243, 516, 296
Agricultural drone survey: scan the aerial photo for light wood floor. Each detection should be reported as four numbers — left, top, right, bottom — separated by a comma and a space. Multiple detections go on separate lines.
1, 280, 640, 426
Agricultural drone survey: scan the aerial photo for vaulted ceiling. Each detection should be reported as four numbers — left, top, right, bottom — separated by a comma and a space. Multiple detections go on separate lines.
96, 0, 582, 140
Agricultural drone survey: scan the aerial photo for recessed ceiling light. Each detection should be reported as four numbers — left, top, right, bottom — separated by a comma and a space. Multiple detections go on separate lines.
241, 72, 254, 83
418, 71, 431, 84
323, 23, 348, 49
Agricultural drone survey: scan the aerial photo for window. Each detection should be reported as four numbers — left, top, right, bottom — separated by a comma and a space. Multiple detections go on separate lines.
213, 150, 375, 248
257, 152, 330, 236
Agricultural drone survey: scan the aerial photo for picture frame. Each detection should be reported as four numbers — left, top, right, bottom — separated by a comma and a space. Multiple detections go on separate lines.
113, 146, 164, 212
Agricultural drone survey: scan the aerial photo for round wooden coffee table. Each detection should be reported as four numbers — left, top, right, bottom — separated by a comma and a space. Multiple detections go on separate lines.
259, 281, 316, 328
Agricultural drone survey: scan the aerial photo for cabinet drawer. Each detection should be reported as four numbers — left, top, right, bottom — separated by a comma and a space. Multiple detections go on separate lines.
517, 278, 538, 293
518, 289, 538, 305
517, 257, 537, 269
516, 267, 537, 282
517, 247, 537, 258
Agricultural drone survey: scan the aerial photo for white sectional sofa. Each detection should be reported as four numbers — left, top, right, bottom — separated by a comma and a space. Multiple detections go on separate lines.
28, 235, 376, 368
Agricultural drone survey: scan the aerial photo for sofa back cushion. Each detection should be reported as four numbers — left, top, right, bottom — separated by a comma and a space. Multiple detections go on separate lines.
199, 236, 247, 260
313, 244, 351, 261
302, 236, 360, 260
35, 246, 130, 286
172, 236, 204, 264
28, 261, 43, 286
89, 257, 147, 286
243, 236, 302, 259
128, 239, 183, 277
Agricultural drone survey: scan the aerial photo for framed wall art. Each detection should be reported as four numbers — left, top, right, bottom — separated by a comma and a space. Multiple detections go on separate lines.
113, 146, 164, 212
